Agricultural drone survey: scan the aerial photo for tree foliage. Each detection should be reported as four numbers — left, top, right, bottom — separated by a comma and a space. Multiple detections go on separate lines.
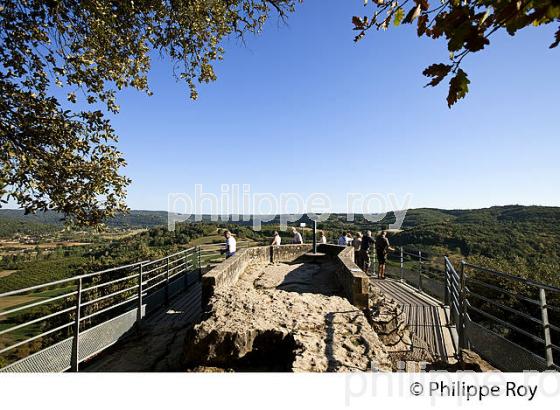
353, 0, 560, 107
0, 0, 296, 225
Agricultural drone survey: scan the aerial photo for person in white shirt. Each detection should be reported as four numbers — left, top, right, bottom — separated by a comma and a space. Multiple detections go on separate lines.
319, 231, 327, 244
271, 231, 281, 246
338, 232, 348, 246
224, 230, 237, 258
292, 227, 303, 244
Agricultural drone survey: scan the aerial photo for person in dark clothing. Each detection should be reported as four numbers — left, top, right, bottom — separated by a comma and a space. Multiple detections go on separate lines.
359, 230, 375, 273
375, 231, 394, 279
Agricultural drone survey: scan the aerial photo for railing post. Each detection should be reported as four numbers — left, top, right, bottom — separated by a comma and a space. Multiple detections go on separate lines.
197, 246, 202, 278
400, 247, 404, 282
70, 277, 82, 372
137, 264, 143, 325
418, 251, 423, 292
539, 288, 554, 369
165, 256, 170, 305
457, 260, 467, 360
183, 251, 189, 290
444, 257, 450, 307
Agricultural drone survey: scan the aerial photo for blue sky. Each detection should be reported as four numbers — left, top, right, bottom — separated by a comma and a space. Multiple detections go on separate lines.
106, 1, 558, 213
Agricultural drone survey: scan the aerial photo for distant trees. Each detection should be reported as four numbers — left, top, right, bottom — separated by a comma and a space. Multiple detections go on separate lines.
1, 1, 297, 225
353, 1, 560, 106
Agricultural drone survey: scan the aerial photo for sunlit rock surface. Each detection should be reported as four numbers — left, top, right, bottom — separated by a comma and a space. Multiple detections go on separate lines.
184, 262, 393, 372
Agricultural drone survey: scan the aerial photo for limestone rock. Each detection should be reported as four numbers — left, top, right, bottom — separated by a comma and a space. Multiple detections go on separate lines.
184, 262, 392, 372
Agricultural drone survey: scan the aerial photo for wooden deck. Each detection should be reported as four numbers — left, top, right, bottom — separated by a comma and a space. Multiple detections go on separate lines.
373, 278, 456, 363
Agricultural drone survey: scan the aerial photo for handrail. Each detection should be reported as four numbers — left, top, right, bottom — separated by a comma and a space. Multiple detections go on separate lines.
463, 262, 560, 294
0, 260, 148, 298
467, 276, 541, 306
466, 288, 545, 326
0, 246, 202, 372
465, 301, 546, 344
0, 290, 78, 317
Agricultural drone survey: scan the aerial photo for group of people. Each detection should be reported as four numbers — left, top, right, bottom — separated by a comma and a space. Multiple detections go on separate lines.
270, 227, 328, 246
338, 230, 394, 279
225, 227, 394, 279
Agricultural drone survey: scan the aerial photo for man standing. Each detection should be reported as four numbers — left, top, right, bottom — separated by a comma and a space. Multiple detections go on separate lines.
319, 231, 327, 244
359, 231, 375, 273
271, 231, 282, 246
376, 231, 395, 279
338, 232, 348, 246
224, 230, 237, 259
353, 232, 363, 269
292, 227, 303, 244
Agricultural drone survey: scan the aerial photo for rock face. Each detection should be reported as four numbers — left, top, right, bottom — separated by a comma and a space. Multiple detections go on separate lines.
184, 262, 393, 372
367, 283, 433, 367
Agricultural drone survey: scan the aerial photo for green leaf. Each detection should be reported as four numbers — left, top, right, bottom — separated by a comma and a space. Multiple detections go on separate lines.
422, 63, 452, 87
394, 8, 405, 26
447, 69, 470, 108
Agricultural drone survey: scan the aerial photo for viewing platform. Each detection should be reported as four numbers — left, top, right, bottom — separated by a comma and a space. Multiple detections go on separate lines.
0, 243, 558, 372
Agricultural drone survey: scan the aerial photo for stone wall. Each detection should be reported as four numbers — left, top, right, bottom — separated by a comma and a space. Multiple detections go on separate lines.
202, 243, 369, 310
271, 244, 313, 263
201, 246, 269, 307
318, 244, 370, 309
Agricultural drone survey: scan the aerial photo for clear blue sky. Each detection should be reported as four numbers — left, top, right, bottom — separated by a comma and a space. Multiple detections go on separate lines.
106, 0, 559, 213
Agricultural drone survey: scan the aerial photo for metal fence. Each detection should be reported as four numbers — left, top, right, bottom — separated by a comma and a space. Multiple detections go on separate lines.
197, 240, 256, 271
456, 261, 560, 372
378, 246, 559, 371
0, 247, 200, 372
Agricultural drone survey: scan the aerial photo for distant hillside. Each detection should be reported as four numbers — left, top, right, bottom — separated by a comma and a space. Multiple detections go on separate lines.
390, 205, 560, 257
385, 205, 560, 286
1, 204, 559, 285
0, 209, 173, 231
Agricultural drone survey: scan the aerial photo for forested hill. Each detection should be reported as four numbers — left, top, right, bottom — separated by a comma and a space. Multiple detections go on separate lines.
1, 205, 559, 239
390, 205, 560, 258
385, 206, 560, 286
0, 209, 170, 231
1, 205, 559, 285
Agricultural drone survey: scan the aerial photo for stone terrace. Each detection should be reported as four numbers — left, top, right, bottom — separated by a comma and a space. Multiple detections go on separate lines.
184, 244, 419, 372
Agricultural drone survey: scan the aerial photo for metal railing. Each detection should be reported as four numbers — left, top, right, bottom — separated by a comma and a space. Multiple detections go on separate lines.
0, 247, 201, 372
197, 240, 256, 270
457, 261, 560, 371
379, 246, 559, 371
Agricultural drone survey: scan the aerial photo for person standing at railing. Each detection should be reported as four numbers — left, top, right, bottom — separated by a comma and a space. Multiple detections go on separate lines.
292, 227, 303, 244
375, 231, 395, 280
338, 232, 349, 246
319, 230, 327, 244
223, 230, 237, 258
359, 230, 375, 273
271, 231, 282, 246
353, 232, 363, 268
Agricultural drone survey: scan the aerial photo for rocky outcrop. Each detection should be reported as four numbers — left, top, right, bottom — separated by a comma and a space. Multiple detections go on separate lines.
367, 283, 433, 368
184, 262, 393, 372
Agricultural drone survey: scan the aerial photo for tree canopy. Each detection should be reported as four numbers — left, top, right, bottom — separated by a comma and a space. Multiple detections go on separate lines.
353, 0, 560, 107
0, 0, 296, 225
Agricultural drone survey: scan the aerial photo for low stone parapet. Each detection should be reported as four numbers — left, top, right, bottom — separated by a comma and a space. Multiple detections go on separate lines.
202, 243, 369, 309
318, 244, 370, 309
202, 244, 313, 307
